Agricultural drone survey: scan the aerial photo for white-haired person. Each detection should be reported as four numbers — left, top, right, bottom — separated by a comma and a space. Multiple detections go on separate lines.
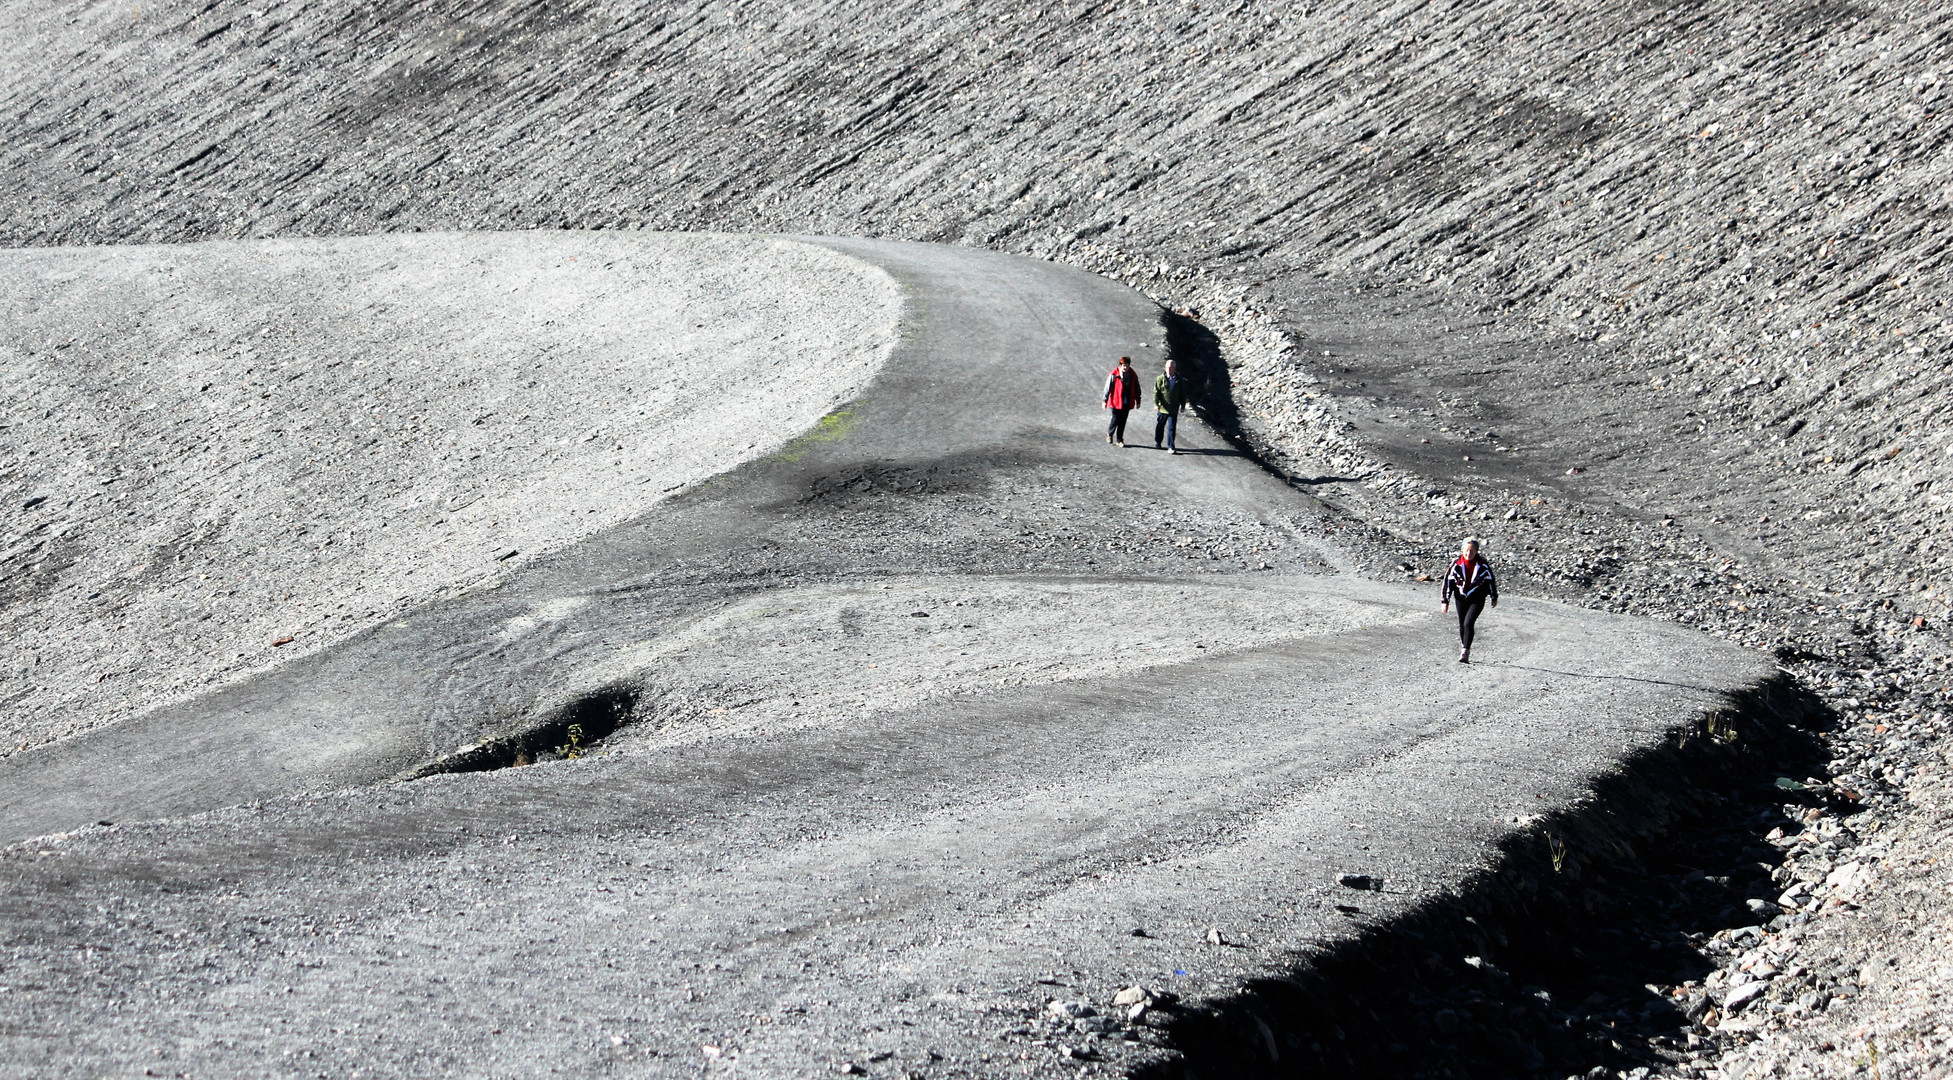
1152, 357, 1185, 454
1439, 537, 1498, 663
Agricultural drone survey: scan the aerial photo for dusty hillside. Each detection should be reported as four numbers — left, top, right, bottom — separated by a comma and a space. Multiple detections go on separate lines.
1, 233, 896, 750
2, 0, 1949, 606
3, 0, 1952, 1076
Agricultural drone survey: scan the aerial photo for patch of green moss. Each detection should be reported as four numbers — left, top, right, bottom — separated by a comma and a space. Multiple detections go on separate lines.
773, 405, 860, 462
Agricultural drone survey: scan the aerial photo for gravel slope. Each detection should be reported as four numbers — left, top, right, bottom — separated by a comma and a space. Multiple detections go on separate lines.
0, 605, 1758, 1080
3, 0, 1950, 1076
0, 0, 1946, 602
0, 233, 897, 752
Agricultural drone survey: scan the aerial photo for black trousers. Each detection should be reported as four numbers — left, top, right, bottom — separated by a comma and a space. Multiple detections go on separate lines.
1107, 407, 1131, 442
1455, 597, 1486, 650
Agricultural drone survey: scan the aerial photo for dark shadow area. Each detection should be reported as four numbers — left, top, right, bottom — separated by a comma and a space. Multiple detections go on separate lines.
789, 444, 1074, 507
1131, 676, 1843, 1080
1159, 308, 1364, 483
1162, 309, 1248, 453
405, 683, 641, 777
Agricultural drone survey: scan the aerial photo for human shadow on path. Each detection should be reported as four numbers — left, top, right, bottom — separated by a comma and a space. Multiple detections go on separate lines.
1164, 310, 1242, 447
1488, 661, 1731, 695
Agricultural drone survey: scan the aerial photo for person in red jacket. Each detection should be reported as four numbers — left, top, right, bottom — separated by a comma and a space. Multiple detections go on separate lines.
1439, 537, 1498, 663
1102, 356, 1142, 446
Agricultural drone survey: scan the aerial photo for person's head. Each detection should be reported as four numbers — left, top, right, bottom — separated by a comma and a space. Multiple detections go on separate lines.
1164, 357, 1178, 377
1460, 537, 1480, 561
1118, 355, 1132, 369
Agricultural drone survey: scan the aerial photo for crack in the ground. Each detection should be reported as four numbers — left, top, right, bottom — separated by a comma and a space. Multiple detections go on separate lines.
403, 682, 642, 778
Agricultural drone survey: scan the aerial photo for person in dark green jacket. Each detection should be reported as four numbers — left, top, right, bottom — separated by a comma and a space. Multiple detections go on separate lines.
1153, 358, 1185, 454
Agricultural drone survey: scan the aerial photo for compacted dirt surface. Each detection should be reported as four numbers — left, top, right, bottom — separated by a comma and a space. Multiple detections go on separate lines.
4, 1, 1953, 1077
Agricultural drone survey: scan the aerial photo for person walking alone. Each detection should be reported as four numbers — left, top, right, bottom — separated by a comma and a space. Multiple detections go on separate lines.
1153, 358, 1185, 454
1103, 355, 1141, 446
1439, 537, 1498, 663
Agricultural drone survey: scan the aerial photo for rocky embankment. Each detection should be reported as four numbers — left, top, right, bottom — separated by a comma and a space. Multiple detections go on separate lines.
3, 0, 1950, 1076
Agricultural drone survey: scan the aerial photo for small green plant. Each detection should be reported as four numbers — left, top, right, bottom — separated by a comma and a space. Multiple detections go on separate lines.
1705, 710, 1738, 745
773, 407, 859, 462
559, 723, 585, 761
1546, 832, 1569, 873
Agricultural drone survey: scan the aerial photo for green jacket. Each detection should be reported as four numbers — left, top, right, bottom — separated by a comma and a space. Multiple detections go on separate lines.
1153, 373, 1186, 414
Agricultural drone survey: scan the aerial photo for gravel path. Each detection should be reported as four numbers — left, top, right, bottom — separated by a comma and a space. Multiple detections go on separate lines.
1, 233, 896, 752
0, 237, 1770, 1080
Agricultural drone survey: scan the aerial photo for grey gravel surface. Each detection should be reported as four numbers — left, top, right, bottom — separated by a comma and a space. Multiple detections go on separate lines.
0, 232, 896, 753
4, 0, 1949, 1075
0, 610, 1753, 1080
0, 238, 1770, 1078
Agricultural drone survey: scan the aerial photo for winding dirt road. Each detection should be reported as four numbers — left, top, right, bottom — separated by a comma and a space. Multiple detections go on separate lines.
0, 236, 1768, 1078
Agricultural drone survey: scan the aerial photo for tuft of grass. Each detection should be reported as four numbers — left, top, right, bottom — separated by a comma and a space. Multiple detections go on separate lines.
1546, 832, 1569, 873
1705, 709, 1738, 745
558, 723, 584, 761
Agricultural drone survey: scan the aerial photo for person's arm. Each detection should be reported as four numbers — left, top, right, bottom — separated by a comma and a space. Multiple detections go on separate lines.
1103, 371, 1116, 404
1489, 566, 1499, 607
1440, 567, 1452, 611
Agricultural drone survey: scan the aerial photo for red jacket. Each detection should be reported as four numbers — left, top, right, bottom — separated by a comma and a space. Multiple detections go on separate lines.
1103, 366, 1141, 410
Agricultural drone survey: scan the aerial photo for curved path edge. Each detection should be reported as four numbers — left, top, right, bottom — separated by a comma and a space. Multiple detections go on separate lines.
0, 235, 1778, 1080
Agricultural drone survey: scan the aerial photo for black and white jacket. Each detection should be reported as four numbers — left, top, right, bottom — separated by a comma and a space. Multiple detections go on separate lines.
1441, 557, 1498, 605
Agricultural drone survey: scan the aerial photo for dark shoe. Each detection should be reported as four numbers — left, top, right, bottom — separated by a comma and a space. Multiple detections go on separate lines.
1459, 648, 1470, 664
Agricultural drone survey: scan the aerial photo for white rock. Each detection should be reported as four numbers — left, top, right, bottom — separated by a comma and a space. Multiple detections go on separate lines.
1722, 981, 1769, 1012
1111, 986, 1150, 1007
1825, 860, 1875, 900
